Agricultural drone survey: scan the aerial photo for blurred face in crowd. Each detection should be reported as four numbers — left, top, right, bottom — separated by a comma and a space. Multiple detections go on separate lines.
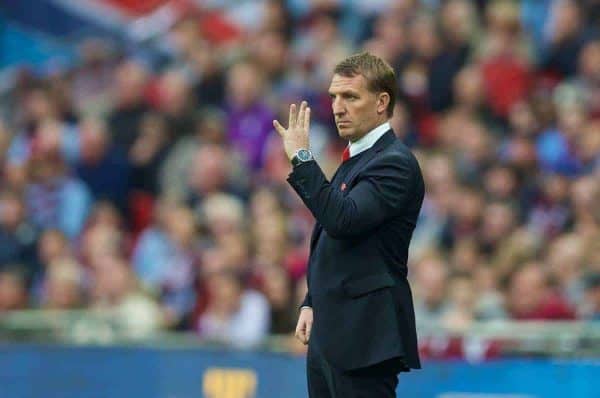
188, 144, 228, 195
547, 234, 585, 282
0, 271, 26, 311
92, 256, 133, 305
508, 263, 547, 317
38, 229, 69, 266
45, 260, 82, 309
550, 0, 582, 41
415, 256, 448, 309
480, 202, 516, 244
203, 194, 244, 239
79, 117, 109, 164
226, 62, 262, 109
159, 70, 190, 115
207, 271, 242, 317
409, 15, 439, 59
571, 176, 598, 216
0, 192, 25, 229
508, 101, 538, 137
164, 206, 196, 248
253, 31, 287, 77
329, 73, 390, 142
25, 89, 56, 123
451, 239, 480, 273
579, 122, 600, 165
81, 224, 123, 268
454, 66, 484, 109
441, 0, 475, 43
579, 40, 600, 81
484, 166, 516, 200
114, 61, 148, 107
262, 265, 291, 309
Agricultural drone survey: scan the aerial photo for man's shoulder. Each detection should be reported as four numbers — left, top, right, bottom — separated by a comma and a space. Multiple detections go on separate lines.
372, 139, 419, 169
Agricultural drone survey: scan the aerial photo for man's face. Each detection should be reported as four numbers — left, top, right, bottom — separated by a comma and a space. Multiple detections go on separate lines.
328, 73, 386, 142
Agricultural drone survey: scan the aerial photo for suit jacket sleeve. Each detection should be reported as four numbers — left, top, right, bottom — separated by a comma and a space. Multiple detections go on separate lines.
301, 292, 312, 308
286, 154, 414, 240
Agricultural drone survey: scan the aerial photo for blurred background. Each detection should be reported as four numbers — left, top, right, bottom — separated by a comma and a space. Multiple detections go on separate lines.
0, 0, 599, 397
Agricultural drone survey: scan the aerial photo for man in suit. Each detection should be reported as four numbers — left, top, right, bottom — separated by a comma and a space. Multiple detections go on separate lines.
273, 52, 424, 397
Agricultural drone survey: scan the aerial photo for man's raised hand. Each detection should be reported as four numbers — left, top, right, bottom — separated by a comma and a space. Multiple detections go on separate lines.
273, 101, 311, 161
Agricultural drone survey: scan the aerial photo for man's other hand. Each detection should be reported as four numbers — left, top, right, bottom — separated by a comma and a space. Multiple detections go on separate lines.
295, 307, 313, 345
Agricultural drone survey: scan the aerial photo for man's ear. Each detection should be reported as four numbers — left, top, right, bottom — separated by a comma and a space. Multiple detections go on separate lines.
377, 92, 390, 115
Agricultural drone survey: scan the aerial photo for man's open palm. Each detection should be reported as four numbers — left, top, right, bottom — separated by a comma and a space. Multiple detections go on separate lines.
273, 101, 311, 160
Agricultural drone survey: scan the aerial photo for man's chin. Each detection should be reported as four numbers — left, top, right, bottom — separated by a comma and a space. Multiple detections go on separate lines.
337, 127, 355, 140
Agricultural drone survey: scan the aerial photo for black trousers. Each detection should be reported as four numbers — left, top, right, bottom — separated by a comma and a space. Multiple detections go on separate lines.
307, 340, 401, 398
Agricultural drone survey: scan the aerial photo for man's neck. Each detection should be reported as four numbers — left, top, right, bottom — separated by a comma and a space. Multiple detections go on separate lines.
347, 120, 391, 158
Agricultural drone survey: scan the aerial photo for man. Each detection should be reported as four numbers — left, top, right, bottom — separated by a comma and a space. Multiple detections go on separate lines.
273, 52, 424, 397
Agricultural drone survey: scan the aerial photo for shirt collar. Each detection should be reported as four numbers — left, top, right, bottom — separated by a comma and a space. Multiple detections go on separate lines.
348, 121, 391, 158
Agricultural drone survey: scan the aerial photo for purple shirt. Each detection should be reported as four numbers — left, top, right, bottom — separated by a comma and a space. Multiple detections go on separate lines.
227, 101, 275, 170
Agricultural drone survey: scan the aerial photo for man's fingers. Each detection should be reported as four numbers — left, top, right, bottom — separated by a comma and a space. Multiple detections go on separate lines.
297, 101, 306, 130
304, 107, 311, 133
295, 325, 306, 344
273, 120, 285, 136
305, 320, 312, 344
289, 103, 297, 129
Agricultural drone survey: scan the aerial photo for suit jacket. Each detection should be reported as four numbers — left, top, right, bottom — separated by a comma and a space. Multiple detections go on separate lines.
287, 130, 424, 371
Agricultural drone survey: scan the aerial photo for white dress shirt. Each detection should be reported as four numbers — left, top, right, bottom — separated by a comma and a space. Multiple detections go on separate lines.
347, 121, 391, 158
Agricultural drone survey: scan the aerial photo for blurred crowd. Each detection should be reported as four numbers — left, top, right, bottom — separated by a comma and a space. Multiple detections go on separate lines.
0, 0, 599, 352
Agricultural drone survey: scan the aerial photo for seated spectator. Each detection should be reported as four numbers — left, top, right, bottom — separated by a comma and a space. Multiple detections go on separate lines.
41, 258, 84, 310
582, 272, 600, 321
0, 269, 28, 312
159, 108, 229, 200
196, 269, 270, 349
90, 255, 162, 336
0, 190, 38, 279
133, 204, 199, 328
24, 153, 91, 240
225, 60, 276, 170
75, 117, 130, 213
506, 262, 575, 320
413, 254, 451, 332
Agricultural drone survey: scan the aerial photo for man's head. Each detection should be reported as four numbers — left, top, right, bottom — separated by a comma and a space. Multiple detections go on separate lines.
329, 52, 396, 142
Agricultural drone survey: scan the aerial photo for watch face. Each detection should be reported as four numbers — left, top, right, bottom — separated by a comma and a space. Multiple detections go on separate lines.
297, 149, 311, 161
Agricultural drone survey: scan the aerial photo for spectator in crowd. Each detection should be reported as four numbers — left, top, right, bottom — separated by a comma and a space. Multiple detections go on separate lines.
91, 255, 162, 335
225, 60, 276, 170
196, 269, 270, 349
41, 258, 84, 310
108, 60, 151, 152
133, 203, 198, 328
0, 190, 38, 278
24, 152, 91, 240
0, 269, 28, 312
506, 262, 575, 320
583, 272, 600, 321
75, 117, 130, 213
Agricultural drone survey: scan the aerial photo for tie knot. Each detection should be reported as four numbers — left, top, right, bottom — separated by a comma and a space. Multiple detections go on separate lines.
341, 146, 350, 163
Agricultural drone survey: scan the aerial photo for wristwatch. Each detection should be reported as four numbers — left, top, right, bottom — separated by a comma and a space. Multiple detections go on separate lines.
291, 149, 314, 167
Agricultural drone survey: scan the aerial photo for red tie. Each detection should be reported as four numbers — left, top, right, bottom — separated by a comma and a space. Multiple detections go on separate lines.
341, 146, 350, 163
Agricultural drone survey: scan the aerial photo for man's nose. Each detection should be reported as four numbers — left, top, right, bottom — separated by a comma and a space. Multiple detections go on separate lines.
332, 99, 346, 116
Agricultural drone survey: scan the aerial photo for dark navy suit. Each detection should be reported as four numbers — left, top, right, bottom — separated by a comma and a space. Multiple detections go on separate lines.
287, 130, 424, 397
